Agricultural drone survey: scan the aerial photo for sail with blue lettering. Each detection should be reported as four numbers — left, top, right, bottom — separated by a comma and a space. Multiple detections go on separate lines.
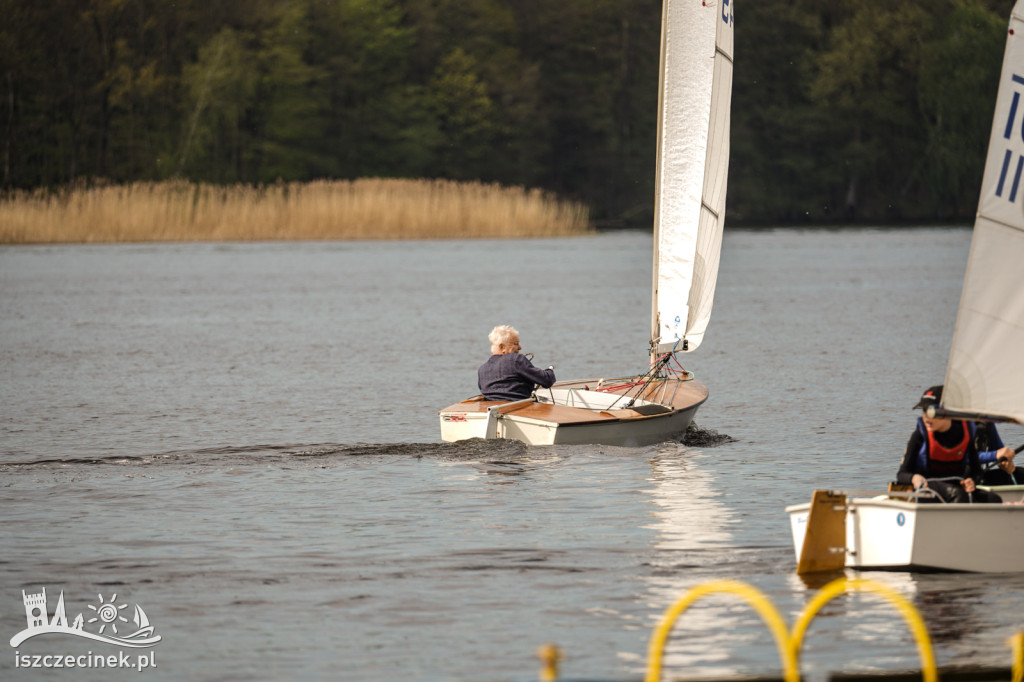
942, 0, 1024, 423
651, 0, 734, 355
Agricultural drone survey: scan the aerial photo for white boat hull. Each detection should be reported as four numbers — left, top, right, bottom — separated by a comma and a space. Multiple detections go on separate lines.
787, 496, 1024, 573
439, 378, 707, 447
440, 402, 700, 447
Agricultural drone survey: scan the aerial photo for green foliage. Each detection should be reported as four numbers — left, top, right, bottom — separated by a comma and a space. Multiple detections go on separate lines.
917, 1, 1006, 217
254, 2, 329, 181
428, 48, 497, 179
310, 0, 427, 177
0, 0, 1014, 225
178, 28, 258, 179
729, 0, 827, 223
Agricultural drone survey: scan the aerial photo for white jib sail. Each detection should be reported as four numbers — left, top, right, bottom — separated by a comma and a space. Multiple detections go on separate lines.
943, 0, 1024, 423
651, 0, 734, 354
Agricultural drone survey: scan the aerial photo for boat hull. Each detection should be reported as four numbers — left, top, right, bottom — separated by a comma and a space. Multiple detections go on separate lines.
439, 377, 707, 447
787, 497, 1024, 573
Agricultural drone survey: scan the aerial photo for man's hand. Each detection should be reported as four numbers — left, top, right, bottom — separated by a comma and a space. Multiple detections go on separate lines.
997, 447, 1016, 473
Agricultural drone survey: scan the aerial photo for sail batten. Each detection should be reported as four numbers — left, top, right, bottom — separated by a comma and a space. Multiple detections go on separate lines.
651, 0, 734, 356
942, 1, 1024, 424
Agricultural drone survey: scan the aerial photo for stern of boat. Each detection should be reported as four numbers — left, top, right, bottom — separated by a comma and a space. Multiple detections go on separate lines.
439, 404, 492, 442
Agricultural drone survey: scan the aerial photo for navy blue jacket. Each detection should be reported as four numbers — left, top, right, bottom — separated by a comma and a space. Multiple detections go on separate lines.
478, 354, 556, 401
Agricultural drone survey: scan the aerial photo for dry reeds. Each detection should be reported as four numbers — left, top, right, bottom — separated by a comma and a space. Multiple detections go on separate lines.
0, 178, 592, 244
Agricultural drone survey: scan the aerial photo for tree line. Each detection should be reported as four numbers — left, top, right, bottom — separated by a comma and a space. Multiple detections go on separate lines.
0, 0, 1013, 226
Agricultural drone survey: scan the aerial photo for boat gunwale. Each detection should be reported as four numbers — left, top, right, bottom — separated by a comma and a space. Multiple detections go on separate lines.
786, 497, 1024, 513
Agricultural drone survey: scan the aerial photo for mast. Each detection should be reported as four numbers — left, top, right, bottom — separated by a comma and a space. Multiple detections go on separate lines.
650, 0, 671, 365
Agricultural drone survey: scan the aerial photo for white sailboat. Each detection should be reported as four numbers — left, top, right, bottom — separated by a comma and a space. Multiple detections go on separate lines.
439, 0, 734, 447
788, 1, 1024, 573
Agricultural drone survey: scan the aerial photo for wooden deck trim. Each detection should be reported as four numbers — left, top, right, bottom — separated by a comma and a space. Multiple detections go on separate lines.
439, 398, 693, 426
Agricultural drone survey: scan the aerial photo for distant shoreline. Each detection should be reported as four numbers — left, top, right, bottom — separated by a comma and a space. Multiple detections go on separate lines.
0, 179, 591, 244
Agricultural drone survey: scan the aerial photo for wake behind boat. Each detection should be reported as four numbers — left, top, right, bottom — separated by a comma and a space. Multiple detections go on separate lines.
439, 0, 733, 446
789, 1, 1024, 574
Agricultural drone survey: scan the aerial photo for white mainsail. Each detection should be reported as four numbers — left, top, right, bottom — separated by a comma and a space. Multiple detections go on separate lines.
943, 0, 1024, 424
651, 0, 735, 355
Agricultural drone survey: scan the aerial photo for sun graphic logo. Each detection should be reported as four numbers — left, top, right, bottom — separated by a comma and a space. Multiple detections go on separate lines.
87, 594, 129, 635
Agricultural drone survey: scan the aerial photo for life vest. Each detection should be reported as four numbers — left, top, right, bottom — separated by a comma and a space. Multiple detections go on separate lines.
917, 419, 972, 477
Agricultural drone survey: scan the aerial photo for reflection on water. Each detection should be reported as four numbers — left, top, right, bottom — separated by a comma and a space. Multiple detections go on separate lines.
642, 444, 747, 679
867, 571, 1024, 655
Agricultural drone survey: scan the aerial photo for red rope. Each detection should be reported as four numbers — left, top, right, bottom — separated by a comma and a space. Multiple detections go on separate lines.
594, 354, 693, 393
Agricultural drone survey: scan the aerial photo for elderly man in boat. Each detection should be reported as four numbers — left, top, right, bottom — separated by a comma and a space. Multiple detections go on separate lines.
477, 325, 555, 401
896, 385, 1010, 503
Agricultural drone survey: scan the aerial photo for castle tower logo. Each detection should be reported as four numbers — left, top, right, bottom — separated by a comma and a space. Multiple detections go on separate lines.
11, 588, 161, 649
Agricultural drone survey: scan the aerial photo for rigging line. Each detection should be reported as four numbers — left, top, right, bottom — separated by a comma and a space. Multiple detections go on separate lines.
669, 353, 694, 379
612, 367, 657, 410
608, 348, 673, 407
611, 377, 648, 409
624, 352, 674, 409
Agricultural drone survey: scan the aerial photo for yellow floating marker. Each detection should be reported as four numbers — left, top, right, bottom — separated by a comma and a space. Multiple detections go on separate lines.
791, 578, 937, 682
1009, 631, 1024, 682
644, 579, 799, 682
537, 643, 563, 682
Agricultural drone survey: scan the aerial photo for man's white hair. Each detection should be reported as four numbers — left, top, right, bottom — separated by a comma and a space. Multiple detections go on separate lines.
488, 325, 519, 353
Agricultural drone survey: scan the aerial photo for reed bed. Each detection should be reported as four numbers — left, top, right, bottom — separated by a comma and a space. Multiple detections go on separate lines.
0, 178, 592, 244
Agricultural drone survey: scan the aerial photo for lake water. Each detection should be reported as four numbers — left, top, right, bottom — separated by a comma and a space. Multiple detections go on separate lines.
2, 229, 1024, 681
